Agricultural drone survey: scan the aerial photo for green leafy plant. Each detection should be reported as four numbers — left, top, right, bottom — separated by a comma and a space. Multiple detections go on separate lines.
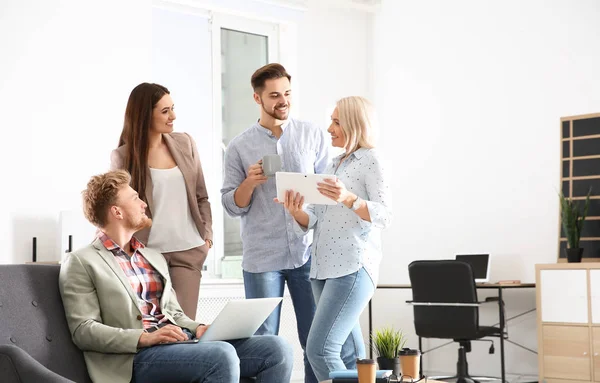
560, 188, 592, 249
371, 326, 406, 359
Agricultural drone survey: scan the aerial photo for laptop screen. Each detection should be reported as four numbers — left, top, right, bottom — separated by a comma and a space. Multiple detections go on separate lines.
455, 254, 490, 282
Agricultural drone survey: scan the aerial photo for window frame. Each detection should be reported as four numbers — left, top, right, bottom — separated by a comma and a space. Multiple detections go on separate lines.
206, 13, 280, 281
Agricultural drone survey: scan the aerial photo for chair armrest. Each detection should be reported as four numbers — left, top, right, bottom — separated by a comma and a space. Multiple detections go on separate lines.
405, 300, 480, 307
480, 297, 508, 333
0, 345, 75, 383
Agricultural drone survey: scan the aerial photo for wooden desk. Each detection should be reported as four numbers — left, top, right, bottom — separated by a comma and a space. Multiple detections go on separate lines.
368, 282, 536, 382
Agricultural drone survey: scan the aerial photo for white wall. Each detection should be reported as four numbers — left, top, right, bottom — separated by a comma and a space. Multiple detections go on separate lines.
0, 0, 372, 266
367, 0, 600, 378
0, 0, 152, 263
296, 0, 373, 127
375, 0, 600, 286
0, 1, 372, 380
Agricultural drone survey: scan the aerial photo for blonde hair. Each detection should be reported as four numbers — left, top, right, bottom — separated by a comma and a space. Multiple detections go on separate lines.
82, 170, 131, 228
336, 96, 377, 153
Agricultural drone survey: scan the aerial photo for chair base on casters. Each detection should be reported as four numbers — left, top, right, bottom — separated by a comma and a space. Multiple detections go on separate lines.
430, 342, 499, 383
456, 344, 474, 382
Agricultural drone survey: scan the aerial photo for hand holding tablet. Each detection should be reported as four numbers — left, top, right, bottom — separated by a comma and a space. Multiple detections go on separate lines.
275, 172, 338, 205
315, 178, 353, 205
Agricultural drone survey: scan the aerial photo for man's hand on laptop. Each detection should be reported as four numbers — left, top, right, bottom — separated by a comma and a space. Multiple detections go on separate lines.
196, 324, 210, 339
138, 324, 188, 348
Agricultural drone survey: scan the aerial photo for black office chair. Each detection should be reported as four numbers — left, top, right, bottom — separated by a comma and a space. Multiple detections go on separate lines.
407, 260, 505, 383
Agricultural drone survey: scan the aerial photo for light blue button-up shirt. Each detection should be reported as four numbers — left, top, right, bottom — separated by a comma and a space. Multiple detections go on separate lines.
295, 148, 392, 285
221, 118, 330, 273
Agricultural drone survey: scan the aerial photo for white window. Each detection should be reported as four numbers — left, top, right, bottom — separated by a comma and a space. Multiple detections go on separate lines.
208, 15, 280, 280
151, 3, 287, 281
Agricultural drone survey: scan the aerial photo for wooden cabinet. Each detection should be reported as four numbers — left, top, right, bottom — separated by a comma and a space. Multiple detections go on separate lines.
542, 325, 590, 380
540, 269, 588, 323
537, 264, 600, 382
593, 328, 600, 379
544, 380, 593, 383
590, 271, 600, 324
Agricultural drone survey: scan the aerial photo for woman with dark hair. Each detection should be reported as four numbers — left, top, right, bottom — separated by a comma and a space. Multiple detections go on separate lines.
111, 82, 212, 320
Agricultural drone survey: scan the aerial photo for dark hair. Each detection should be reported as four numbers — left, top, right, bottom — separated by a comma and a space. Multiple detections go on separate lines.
250, 63, 291, 93
82, 170, 131, 228
117, 82, 169, 201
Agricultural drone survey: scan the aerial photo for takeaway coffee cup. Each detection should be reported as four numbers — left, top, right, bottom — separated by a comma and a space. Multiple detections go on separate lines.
356, 358, 376, 383
399, 348, 421, 381
262, 154, 282, 177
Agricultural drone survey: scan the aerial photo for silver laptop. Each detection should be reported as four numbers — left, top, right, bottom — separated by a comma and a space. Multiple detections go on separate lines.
455, 254, 491, 283
198, 297, 282, 342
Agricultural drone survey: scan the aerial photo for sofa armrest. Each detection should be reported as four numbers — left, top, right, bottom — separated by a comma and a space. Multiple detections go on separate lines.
0, 345, 75, 383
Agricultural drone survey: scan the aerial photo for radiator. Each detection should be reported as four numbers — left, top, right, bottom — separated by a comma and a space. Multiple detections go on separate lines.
197, 283, 305, 382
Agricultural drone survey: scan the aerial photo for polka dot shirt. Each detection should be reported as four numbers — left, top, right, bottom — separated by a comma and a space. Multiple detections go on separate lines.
294, 148, 392, 285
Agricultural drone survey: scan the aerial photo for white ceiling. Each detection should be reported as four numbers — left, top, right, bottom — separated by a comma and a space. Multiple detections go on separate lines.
257, 0, 381, 12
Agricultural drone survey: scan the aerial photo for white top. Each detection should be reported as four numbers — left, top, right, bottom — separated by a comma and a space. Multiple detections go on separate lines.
147, 166, 205, 252
294, 148, 392, 285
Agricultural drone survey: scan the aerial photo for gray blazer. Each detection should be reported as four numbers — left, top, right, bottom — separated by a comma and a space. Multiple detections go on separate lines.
59, 238, 201, 383
110, 132, 213, 245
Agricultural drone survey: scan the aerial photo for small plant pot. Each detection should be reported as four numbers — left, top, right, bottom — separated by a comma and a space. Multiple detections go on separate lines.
376, 356, 400, 376
565, 248, 584, 263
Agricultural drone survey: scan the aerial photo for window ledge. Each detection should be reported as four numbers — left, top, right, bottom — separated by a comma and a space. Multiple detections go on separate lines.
201, 277, 244, 286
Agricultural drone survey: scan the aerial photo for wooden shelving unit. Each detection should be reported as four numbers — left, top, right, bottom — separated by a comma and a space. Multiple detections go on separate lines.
559, 113, 600, 261
536, 263, 600, 382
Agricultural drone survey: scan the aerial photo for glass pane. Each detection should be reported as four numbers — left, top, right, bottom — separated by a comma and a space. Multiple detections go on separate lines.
221, 28, 268, 275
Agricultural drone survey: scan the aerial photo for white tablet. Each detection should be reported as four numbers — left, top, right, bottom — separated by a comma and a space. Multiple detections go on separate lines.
276, 172, 338, 205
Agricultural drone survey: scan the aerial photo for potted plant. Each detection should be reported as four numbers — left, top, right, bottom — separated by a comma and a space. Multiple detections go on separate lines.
371, 326, 406, 376
559, 188, 592, 263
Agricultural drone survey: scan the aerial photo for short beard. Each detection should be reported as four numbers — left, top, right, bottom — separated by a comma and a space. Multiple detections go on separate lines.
127, 216, 152, 232
260, 98, 289, 121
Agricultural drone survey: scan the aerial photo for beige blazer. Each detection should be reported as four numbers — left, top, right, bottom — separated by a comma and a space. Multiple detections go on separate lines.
110, 132, 213, 245
59, 238, 201, 383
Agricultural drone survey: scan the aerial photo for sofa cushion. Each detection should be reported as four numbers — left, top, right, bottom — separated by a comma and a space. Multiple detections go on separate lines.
0, 264, 91, 382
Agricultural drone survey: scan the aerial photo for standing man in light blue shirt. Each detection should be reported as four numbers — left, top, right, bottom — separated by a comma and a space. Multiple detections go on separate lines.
220, 63, 328, 383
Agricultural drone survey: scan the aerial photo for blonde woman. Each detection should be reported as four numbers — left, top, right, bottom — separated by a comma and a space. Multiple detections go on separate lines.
278, 96, 392, 381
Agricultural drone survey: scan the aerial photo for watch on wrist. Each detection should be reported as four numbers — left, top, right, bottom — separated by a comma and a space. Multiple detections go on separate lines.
351, 196, 362, 211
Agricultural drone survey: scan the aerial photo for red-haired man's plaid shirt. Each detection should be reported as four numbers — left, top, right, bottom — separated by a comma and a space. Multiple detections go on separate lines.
99, 232, 171, 330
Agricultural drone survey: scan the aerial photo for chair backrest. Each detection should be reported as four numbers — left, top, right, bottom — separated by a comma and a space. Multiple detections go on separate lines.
408, 260, 480, 340
0, 264, 91, 382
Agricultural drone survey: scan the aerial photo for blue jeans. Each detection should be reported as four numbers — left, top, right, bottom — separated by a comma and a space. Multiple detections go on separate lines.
132, 335, 293, 383
243, 258, 317, 383
307, 268, 375, 382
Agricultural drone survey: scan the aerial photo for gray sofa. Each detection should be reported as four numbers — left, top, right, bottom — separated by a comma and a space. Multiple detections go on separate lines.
0, 264, 90, 382
0, 264, 256, 383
